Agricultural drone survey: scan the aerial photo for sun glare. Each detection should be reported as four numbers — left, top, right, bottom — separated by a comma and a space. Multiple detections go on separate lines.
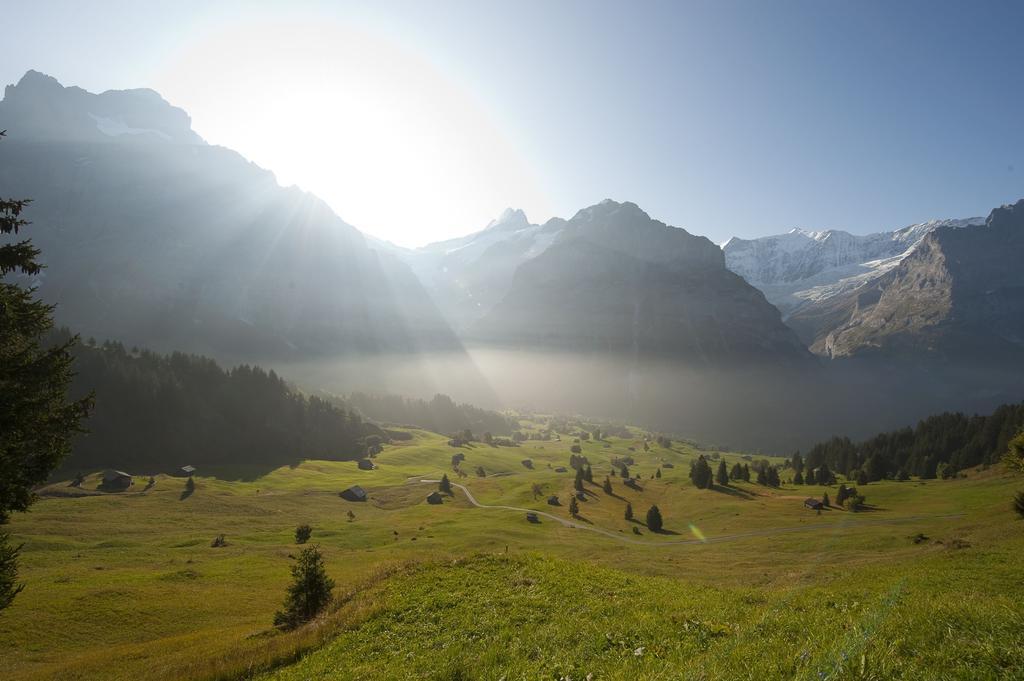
155, 17, 554, 246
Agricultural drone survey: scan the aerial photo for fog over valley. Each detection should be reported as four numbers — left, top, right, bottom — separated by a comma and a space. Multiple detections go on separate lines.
3, 5, 1024, 679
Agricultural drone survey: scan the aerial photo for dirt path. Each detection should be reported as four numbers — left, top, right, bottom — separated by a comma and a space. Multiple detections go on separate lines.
416, 479, 965, 547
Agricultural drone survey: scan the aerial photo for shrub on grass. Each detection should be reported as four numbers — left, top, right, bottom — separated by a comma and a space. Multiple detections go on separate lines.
295, 524, 312, 544
624, 502, 633, 521
273, 546, 334, 630
211, 534, 227, 548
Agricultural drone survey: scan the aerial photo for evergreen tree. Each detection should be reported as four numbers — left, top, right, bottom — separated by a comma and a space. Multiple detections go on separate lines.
689, 455, 713, 489
729, 463, 742, 480
574, 467, 585, 492
791, 451, 804, 474
857, 469, 869, 485
602, 477, 613, 494
818, 463, 835, 485
742, 464, 751, 482
805, 468, 817, 485
655, 468, 662, 479
897, 468, 910, 481
794, 470, 804, 485
294, 524, 312, 544
624, 502, 633, 521
822, 492, 830, 507
439, 474, 452, 495
584, 464, 594, 484
767, 466, 781, 487
0, 538, 20, 610
836, 484, 849, 506
646, 505, 663, 532
756, 467, 767, 486
715, 460, 729, 486
273, 546, 334, 629
1005, 429, 1024, 474
1, 140, 92, 609
569, 497, 579, 517
620, 464, 630, 479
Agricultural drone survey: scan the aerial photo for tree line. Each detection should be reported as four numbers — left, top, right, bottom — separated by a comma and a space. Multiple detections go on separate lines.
347, 391, 516, 438
801, 403, 1024, 480
54, 329, 382, 473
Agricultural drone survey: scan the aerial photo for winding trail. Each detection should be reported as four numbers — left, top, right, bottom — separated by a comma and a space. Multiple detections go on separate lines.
416, 479, 966, 547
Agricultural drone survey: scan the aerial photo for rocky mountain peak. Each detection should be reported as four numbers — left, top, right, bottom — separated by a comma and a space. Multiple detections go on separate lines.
484, 207, 531, 231
0, 70, 204, 145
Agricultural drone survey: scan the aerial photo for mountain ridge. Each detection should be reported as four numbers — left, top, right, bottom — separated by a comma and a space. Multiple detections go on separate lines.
0, 70, 461, 363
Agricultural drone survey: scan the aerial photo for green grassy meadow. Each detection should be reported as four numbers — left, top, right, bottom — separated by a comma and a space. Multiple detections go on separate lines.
2, 430, 1022, 680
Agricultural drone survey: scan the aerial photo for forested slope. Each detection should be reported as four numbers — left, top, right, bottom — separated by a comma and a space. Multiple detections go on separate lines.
56, 330, 381, 474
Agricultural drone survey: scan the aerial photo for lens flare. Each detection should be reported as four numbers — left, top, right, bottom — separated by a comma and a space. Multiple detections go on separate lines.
688, 523, 707, 543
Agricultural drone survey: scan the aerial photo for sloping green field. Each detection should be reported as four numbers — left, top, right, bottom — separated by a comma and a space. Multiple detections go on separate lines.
2, 431, 1022, 680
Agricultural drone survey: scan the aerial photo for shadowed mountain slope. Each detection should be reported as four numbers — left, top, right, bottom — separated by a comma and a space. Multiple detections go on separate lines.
0, 71, 460, 360
790, 199, 1024, 360
465, 200, 812, 365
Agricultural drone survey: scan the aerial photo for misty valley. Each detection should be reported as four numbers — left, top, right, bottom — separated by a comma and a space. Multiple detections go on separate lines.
3, 8, 1024, 680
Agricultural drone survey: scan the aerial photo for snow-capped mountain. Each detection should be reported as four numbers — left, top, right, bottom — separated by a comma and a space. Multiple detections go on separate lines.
393, 208, 566, 330
790, 200, 1024, 360
723, 219, 984, 316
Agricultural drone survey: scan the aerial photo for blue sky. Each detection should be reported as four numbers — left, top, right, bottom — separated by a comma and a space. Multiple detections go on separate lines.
2, 1, 1022, 246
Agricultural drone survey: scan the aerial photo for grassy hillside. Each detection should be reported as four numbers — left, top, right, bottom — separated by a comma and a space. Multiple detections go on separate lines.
260, 551, 1022, 681
2, 430, 1022, 680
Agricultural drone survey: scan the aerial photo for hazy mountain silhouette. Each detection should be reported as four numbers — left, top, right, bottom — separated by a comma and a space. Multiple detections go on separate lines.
463, 200, 812, 366
0, 71, 461, 361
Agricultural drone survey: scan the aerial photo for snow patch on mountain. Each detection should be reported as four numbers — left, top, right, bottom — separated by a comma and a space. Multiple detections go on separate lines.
723, 218, 983, 315
88, 113, 173, 140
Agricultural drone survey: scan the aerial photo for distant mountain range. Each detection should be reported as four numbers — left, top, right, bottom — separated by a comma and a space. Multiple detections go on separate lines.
722, 218, 983, 317
792, 200, 1024, 360
4, 70, 1024, 449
